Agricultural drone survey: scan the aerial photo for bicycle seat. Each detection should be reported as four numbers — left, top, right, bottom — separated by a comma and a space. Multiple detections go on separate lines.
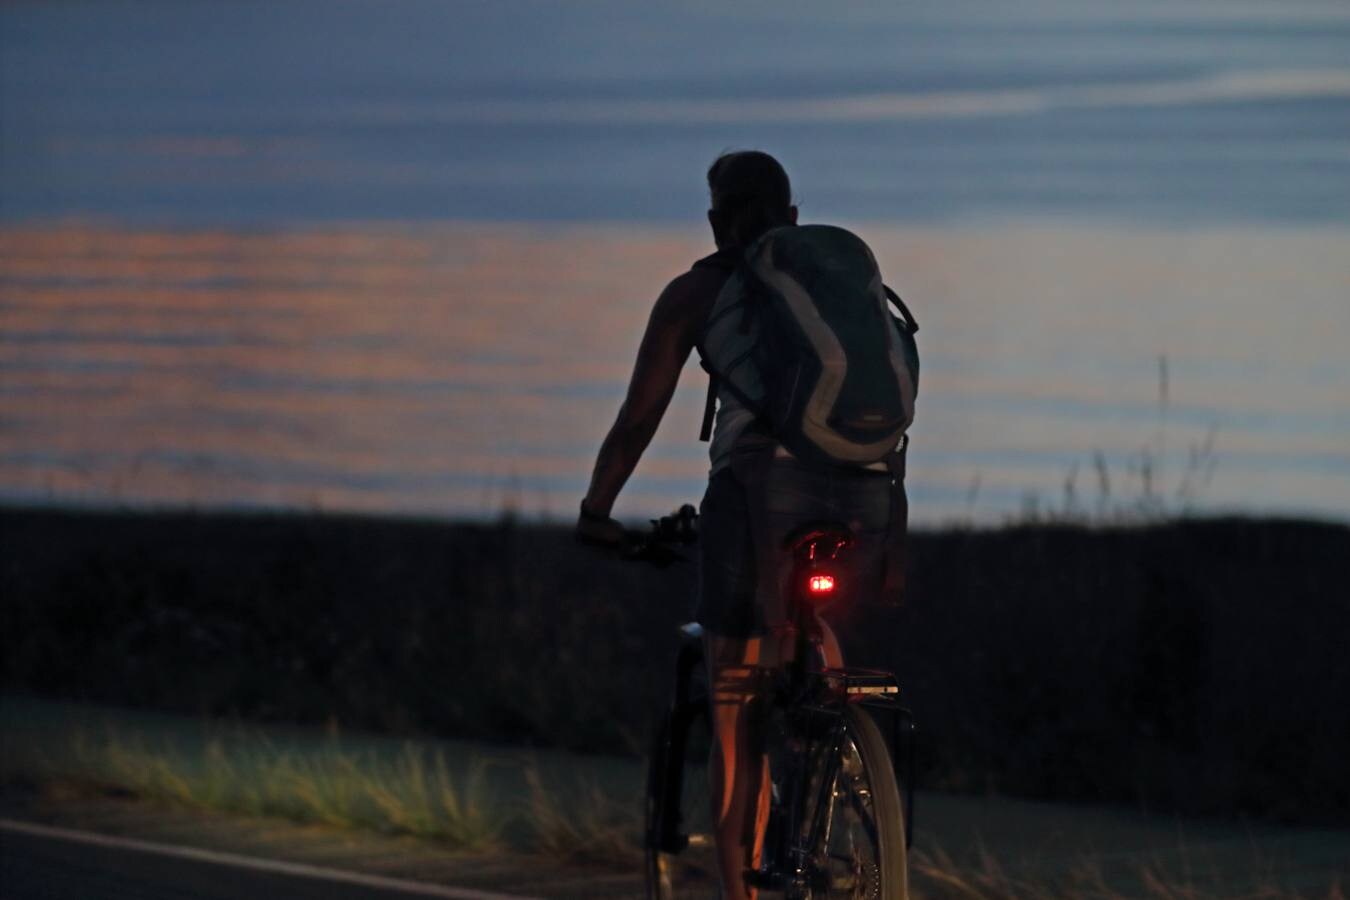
782, 521, 855, 561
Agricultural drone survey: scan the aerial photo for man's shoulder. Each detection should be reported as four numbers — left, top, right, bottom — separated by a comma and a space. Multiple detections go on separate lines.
690, 247, 740, 274
651, 252, 735, 328
680, 248, 740, 295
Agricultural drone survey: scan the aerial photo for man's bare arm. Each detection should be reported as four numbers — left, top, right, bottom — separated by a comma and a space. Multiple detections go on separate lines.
581, 269, 716, 521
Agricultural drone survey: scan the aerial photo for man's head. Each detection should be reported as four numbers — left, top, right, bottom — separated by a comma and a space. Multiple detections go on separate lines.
706, 150, 798, 250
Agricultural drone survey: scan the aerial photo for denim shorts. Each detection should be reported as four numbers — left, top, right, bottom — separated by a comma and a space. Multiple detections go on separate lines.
695, 453, 894, 639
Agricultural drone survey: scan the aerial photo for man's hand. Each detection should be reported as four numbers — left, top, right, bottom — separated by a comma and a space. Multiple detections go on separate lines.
576, 500, 625, 547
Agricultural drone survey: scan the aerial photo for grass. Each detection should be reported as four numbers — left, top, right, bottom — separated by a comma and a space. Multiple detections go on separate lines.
969, 355, 1224, 529
522, 761, 643, 865
56, 724, 507, 851
3, 698, 1343, 898
909, 845, 1347, 900
0, 694, 641, 859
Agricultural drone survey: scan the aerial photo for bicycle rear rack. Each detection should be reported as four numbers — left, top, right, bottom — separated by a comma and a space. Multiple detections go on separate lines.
820, 666, 901, 697
816, 668, 916, 850
865, 699, 916, 850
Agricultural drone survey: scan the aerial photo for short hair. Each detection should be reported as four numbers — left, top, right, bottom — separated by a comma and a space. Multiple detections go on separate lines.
706, 150, 793, 245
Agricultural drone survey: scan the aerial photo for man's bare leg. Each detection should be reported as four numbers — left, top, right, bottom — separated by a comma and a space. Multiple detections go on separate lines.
705, 617, 842, 899
706, 635, 771, 900
815, 614, 844, 669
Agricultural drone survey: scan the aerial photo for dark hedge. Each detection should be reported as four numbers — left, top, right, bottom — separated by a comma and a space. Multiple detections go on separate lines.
3, 506, 1347, 824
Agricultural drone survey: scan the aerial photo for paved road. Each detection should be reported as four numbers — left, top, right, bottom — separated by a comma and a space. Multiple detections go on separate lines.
0, 821, 542, 900
4, 794, 1346, 899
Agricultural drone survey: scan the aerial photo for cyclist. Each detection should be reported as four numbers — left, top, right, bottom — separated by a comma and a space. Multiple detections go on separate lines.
579, 151, 906, 900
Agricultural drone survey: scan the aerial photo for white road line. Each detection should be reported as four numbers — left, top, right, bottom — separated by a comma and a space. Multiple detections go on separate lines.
0, 818, 546, 900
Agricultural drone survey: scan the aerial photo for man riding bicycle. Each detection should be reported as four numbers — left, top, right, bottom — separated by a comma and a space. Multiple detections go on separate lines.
578, 151, 915, 900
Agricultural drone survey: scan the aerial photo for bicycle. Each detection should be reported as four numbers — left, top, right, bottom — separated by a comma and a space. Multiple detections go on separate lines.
630, 506, 916, 899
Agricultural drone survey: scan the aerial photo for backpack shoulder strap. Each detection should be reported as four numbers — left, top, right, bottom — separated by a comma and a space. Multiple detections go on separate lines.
881, 435, 910, 601
695, 248, 753, 442
697, 353, 770, 442
884, 285, 919, 335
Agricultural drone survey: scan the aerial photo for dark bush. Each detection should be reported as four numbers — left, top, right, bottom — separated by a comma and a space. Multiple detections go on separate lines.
3, 507, 1347, 823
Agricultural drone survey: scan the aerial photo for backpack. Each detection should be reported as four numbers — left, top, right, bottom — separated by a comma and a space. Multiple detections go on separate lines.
697, 224, 919, 468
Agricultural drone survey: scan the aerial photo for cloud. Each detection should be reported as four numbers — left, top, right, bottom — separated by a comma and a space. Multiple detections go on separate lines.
334, 68, 1350, 127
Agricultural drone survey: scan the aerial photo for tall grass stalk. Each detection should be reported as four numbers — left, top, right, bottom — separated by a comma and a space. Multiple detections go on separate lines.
979, 356, 1222, 527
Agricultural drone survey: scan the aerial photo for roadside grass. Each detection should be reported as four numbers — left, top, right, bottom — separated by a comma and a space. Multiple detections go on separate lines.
60, 725, 507, 850
522, 761, 643, 866
0, 695, 640, 859
2, 697, 1343, 897
910, 845, 1347, 900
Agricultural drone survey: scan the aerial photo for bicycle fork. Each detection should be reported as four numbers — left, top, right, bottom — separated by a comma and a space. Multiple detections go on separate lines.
652, 627, 707, 855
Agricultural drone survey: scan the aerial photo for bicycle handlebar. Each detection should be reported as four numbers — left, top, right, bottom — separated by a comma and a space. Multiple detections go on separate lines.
606, 503, 699, 567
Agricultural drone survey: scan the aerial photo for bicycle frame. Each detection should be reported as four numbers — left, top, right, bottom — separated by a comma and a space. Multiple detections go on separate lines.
747, 531, 916, 892
644, 517, 916, 899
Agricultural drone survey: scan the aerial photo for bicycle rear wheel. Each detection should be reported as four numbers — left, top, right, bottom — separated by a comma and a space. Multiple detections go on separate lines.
801, 704, 908, 900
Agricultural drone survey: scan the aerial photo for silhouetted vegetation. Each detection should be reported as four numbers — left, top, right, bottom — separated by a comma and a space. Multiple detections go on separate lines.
3, 506, 1347, 824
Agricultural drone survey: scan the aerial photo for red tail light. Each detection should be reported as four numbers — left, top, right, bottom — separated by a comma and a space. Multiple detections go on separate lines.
808, 574, 835, 595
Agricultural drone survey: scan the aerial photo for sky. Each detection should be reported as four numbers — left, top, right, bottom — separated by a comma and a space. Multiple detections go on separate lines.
1, 0, 1348, 523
